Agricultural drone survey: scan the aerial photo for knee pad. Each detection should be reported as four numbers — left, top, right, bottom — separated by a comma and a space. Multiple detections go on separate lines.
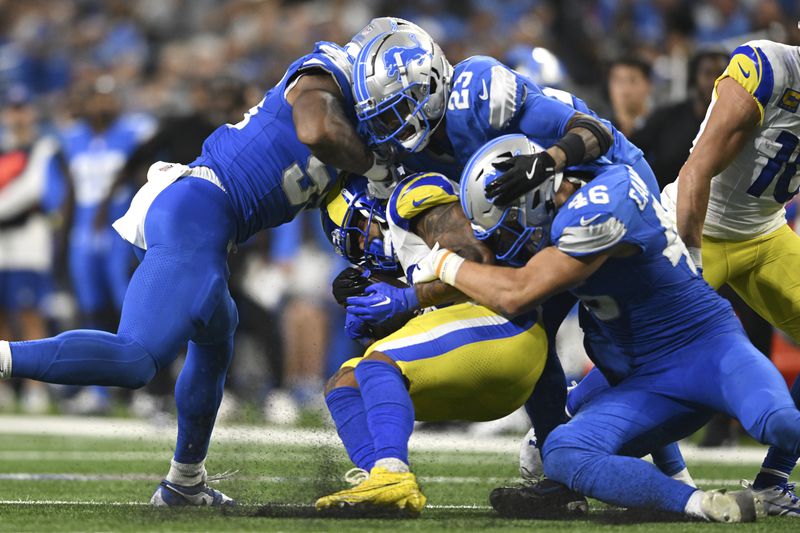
115, 336, 159, 389
542, 426, 597, 489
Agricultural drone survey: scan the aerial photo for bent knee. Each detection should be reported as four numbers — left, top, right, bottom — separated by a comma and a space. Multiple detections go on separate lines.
542, 427, 597, 489
115, 337, 160, 389
325, 366, 358, 395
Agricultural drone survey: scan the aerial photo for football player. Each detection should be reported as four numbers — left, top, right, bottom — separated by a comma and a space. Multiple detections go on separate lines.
349, 26, 692, 510
314, 173, 560, 515
0, 18, 411, 506
663, 39, 800, 516
414, 133, 800, 522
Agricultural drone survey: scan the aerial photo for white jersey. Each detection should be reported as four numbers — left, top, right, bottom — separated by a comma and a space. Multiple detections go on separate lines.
385, 172, 460, 284
666, 40, 800, 240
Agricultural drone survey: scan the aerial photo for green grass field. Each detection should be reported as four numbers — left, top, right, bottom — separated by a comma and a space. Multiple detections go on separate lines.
0, 418, 788, 532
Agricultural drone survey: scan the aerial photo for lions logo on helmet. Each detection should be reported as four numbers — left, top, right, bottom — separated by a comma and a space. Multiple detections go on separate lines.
320, 175, 400, 273
460, 134, 563, 266
353, 28, 452, 154
383, 33, 431, 81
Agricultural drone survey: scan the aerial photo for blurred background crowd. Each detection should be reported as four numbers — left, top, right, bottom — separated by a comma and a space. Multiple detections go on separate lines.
1, 0, 799, 443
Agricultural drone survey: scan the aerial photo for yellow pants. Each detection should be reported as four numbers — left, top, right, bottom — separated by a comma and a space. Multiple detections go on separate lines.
703, 224, 800, 342
341, 302, 547, 422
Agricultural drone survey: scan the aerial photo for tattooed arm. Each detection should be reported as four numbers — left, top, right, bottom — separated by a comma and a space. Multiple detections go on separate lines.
411, 202, 495, 307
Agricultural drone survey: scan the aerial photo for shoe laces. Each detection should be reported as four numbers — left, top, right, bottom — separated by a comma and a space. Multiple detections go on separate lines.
207, 469, 239, 484
344, 468, 369, 486
776, 482, 799, 504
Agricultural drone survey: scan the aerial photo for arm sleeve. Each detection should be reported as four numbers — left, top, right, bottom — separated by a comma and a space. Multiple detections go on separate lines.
715, 42, 776, 125
516, 91, 578, 143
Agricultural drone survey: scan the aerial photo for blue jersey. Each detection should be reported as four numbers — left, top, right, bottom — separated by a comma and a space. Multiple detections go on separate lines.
190, 42, 355, 243
61, 114, 154, 221
549, 165, 739, 381
404, 56, 644, 181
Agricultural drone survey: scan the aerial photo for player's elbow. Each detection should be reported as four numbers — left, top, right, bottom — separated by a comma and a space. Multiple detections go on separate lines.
494, 289, 528, 317
293, 91, 337, 150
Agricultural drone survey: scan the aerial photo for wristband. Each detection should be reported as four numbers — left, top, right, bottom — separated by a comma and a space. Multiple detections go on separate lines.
363, 155, 389, 181
553, 132, 586, 167
687, 247, 702, 270
435, 250, 466, 286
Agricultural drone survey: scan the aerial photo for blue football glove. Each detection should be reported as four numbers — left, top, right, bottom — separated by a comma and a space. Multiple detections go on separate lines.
346, 282, 419, 324
344, 311, 374, 346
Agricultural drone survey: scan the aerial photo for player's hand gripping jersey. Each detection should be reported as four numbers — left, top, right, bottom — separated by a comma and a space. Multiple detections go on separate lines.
404, 56, 648, 184
550, 166, 737, 380
666, 40, 800, 240
189, 42, 356, 242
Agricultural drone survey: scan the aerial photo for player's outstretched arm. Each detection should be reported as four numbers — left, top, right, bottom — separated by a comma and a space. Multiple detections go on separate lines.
487, 111, 612, 205
411, 202, 495, 308
418, 245, 608, 317
676, 77, 759, 255
288, 73, 388, 180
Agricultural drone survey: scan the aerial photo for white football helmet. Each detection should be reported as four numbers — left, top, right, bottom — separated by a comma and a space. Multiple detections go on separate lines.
353, 28, 452, 154
460, 134, 563, 265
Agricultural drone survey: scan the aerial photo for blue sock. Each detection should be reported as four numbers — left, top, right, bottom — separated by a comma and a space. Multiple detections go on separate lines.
354, 360, 414, 465
326, 386, 375, 470
11, 331, 156, 388
755, 374, 800, 489
651, 443, 687, 477
544, 446, 696, 513
173, 337, 234, 464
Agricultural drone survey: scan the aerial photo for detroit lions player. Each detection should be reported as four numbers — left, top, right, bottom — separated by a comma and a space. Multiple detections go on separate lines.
663, 39, 800, 516
414, 133, 800, 522
349, 26, 691, 505
351, 28, 658, 198
0, 19, 410, 506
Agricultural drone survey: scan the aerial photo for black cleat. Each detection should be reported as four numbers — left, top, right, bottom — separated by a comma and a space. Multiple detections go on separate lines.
490, 478, 588, 519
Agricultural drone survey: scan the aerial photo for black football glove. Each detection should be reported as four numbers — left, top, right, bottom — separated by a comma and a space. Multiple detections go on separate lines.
485, 152, 557, 206
331, 267, 372, 306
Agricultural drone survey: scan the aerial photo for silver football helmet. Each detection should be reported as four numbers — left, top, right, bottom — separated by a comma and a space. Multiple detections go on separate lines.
344, 17, 429, 60
460, 134, 563, 265
353, 28, 453, 154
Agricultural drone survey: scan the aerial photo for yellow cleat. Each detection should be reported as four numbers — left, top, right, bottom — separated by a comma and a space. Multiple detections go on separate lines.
315, 467, 427, 515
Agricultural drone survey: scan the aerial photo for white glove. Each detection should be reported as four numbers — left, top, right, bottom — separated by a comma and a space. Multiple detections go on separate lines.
412, 243, 465, 285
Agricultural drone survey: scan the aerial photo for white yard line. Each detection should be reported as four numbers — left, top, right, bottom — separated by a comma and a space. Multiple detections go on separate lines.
0, 499, 491, 510
0, 473, 748, 487
0, 415, 771, 463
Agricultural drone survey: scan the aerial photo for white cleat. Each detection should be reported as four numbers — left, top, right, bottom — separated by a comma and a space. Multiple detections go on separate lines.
742, 480, 800, 517
700, 488, 758, 523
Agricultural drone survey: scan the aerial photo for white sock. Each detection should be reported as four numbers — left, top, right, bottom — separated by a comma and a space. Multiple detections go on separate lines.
672, 467, 697, 488
374, 457, 410, 473
0, 341, 11, 379
166, 458, 206, 486
684, 489, 707, 520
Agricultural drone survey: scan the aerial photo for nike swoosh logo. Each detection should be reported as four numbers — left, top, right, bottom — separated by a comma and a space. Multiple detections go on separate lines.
526, 159, 538, 181
413, 195, 432, 207
370, 296, 392, 307
738, 63, 751, 78
580, 214, 602, 226
479, 80, 489, 100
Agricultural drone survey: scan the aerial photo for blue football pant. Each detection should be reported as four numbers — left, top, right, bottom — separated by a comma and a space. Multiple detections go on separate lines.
567, 366, 687, 476
543, 327, 800, 513
11, 178, 238, 464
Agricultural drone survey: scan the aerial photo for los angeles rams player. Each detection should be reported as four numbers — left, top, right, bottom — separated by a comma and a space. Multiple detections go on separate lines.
0, 19, 411, 506
663, 39, 800, 516
314, 172, 557, 515
415, 133, 800, 522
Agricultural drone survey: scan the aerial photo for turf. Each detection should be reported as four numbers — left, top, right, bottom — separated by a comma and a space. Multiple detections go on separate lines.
0, 431, 788, 532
